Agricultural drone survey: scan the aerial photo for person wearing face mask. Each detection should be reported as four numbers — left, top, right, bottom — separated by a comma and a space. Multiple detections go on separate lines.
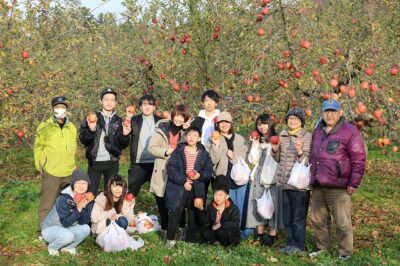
79, 88, 131, 196
34, 96, 77, 240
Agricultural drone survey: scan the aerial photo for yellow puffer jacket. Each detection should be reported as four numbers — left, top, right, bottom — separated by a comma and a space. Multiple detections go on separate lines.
34, 116, 77, 177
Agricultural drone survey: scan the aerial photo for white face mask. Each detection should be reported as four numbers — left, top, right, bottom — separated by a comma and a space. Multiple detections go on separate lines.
54, 108, 66, 119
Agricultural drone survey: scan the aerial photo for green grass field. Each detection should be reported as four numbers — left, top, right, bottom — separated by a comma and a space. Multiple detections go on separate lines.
0, 147, 399, 265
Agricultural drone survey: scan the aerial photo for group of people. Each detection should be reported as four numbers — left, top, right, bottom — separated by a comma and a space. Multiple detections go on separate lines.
34, 88, 366, 260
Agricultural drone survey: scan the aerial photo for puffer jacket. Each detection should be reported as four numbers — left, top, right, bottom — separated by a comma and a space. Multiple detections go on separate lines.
271, 128, 312, 190
90, 192, 135, 235
310, 117, 366, 189
41, 186, 93, 230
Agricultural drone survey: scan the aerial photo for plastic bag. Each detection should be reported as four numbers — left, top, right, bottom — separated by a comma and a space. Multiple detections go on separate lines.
288, 159, 311, 189
135, 213, 161, 234
256, 189, 274, 220
231, 157, 251, 186
96, 221, 144, 252
260, 147, 278, 186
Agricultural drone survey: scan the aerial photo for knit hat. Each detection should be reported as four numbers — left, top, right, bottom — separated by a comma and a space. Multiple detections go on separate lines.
217, 112, 232, 123
70, 169, 91, 189
285, 107, 305, 127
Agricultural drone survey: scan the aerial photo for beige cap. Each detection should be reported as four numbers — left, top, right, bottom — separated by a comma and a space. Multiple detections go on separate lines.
217, 112, 232, 123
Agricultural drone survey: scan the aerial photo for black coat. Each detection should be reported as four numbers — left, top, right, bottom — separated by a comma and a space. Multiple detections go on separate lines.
165, 142, 213, 212
79, 111, 130, 165
199, 198, 240, 232
129, 114, 162, 164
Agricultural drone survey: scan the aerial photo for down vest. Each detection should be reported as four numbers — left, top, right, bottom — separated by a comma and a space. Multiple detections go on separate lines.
310, 117, 366, 189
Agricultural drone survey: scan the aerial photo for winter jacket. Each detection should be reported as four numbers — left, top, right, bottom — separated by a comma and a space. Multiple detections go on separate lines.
205, 133, 249, 188
148, 119, 184, 197
41, 186, 93, 230
271, 128, 312, 190
90, 192, 135, 235
165, 143, 213, 212
310, 117, 366, 189
79, 111, 130, 165
128, 114, 162, 164
34, 116, 77, 177
199, 199, 240, 233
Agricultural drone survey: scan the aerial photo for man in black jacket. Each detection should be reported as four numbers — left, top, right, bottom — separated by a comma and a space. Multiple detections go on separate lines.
79, 88, 131, 195
127, 94, 162, 196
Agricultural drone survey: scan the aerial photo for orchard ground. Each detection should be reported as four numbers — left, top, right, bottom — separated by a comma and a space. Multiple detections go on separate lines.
0, 146, 399, 266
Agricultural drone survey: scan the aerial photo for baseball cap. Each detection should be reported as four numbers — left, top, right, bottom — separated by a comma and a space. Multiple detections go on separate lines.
322, 99, 341, 111
100, 87, 117, 99
217, 112, 232, 123
51, 96, 68, 108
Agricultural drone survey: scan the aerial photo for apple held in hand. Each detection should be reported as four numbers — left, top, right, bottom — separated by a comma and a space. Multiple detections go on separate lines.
211, 130, 220, 140
87, 113, 97, 123
251, 130, 260, 139
122, 119, 131, 127
127, 105, 136, 115
125, 193, 135, 202
85, 192, 94, 201
187, 170, 197, 179
74, 193, 85, 203
270, 135, 280, 145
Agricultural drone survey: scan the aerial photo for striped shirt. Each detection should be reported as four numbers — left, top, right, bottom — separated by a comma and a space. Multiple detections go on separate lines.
185, 148, 198, 173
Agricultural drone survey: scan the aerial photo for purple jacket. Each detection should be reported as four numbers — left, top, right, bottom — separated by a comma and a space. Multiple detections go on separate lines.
310, 118, 366, 189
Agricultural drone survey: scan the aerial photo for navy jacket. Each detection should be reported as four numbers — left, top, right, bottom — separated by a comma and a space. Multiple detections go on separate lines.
165, 142, 213, 212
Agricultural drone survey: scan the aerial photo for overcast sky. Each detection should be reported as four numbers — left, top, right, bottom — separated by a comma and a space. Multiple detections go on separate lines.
81, 0, 125, 16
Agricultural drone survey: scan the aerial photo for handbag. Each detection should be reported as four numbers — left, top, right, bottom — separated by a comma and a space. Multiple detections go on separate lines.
288, 159, 311, 189
230, 157, 251, 186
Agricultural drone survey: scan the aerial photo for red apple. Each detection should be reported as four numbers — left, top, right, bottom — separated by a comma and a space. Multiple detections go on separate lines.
383, 136, 390, 146
390, 66, 398, 75
261, 7, 270, 15
160, 73, 166, 79
356, 104, 366, 113
125, 193, 135, 202
169, 34, 176, 41
212, 33, 219, 40
122, 119, 131, 127
339, 85, 347, 94
348, 88, 356, 97
319, 56, 328, 65
256, 14, 264, 22
74, 193, 85, 203
392, 146, 398, 152
256, 28, 265, 36
16, 131, 24, 139
243, 77, 253, 86
369, 84, 378, 92
85, 192, 94, 201
312, 70, 320, 77
304, 109, 312, 117
260, 0, 270, 7
329, 78, 339, 88
322, 92, 331, 100
181, 49, 187, 55
21, 51, 29, 58
87, 113, 98, 123
187, 170, 197, 179
283, 50, 291, 58
381, 149, 387, 155
254, 95, 261, 102
373, 110, 383, 119
246, 95, 254, 102
294, 71, 301, 78
6, 88, 13, 94
251, 130, 260, 139
364, 68, 374, 76
270, 136, 279, 145
300, 40, 311, 49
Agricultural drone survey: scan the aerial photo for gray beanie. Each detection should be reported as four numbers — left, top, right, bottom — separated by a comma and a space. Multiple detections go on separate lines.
70, 169, 91, 189
285, 107, 305, 127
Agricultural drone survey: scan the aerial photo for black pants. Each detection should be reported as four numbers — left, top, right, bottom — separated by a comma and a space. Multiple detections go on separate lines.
88, 160, 119, 196
155, 195, 186, 231
128, 163, 154, 196
201, 228, 240, 247
167, 190, 198, 242
282, 190, 310, 250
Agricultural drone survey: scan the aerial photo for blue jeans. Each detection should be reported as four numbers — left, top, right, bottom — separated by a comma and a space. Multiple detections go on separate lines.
282, 190, 310, 250
229, 184, 250, 228
106, 216, 128, 230
42, 224, 90, 250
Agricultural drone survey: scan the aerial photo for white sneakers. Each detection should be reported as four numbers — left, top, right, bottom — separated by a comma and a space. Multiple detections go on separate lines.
165, 240, 176, 249
48, 248, 59, 256
60, 247, 77, 256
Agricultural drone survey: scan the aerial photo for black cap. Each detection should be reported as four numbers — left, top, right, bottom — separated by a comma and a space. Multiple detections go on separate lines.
186, 126, 202, 136
100, 87, 117, 99
51, 96, 68, 108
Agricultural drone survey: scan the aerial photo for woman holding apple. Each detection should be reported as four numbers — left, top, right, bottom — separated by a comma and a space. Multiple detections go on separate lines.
245, 113, 284, 246
148, 104, 192, 239
40, 170, 94, 256
91, 174, 135, 236
271, 107, 312, 255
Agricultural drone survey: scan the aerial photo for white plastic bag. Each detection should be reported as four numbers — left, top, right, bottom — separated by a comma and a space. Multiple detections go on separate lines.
260, 147, 278, 186
231, 157, 251, 186
135, 213, 161, 234
96, 221, 144, 252
288, 159, 311, 189
256, 189, 274, 220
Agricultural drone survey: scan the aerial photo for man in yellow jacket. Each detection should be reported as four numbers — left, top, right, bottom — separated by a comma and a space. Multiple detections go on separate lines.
34, 96, 77, 236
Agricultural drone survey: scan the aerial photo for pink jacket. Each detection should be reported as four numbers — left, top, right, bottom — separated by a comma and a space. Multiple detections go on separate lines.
90, 192, 135, 235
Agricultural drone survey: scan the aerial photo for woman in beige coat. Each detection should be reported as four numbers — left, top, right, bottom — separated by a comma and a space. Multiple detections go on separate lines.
148, 104, 191, 237
91, 175, 135, 235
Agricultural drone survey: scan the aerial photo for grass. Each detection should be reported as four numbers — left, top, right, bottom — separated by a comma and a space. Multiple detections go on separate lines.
0, 145, 399, 265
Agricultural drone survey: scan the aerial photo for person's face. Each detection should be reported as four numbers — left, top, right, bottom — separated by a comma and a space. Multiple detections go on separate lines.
287, 116, 302, 130
73, 180, 89, 194
323, 109, 342, 127
185, 130, 200, 146
202, 95, 217, 112
257, 122, 269, 134
173, 114, 185, 127
53, 104, 67, 111
219, 121, 231, 134
214, 190, 229, 205
110, 183, 123, 199
140, 100, 156, 116
101, 93, 117, 112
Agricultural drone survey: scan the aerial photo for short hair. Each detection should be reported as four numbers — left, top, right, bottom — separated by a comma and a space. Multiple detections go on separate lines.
138, 94, 156, 106
171, 104, 190, 122
216, 121, 234, 135
201, 90, 220, 103
185, 126, 202, 137
213, 183, 229, 194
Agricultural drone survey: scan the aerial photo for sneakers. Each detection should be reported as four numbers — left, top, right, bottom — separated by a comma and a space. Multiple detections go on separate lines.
48, 248, 59, 256
339, 255, 351, 261
309, 249, 326, 257
60, 247, 77, 256
263, 235, 276, 247
165, 240, 176, 249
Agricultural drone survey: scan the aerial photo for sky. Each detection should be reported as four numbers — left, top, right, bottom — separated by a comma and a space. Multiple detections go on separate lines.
81, 0, 126, 17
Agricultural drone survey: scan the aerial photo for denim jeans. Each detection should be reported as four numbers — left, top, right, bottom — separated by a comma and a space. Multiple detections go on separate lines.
282, 189, 310, 250
106, 216, 128, 230
42, 224, 90, 250
229, 184, 249, 229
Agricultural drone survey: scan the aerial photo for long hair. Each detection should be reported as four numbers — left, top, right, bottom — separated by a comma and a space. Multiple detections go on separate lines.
104, 174, 127, 213
255, 113, 276, 143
